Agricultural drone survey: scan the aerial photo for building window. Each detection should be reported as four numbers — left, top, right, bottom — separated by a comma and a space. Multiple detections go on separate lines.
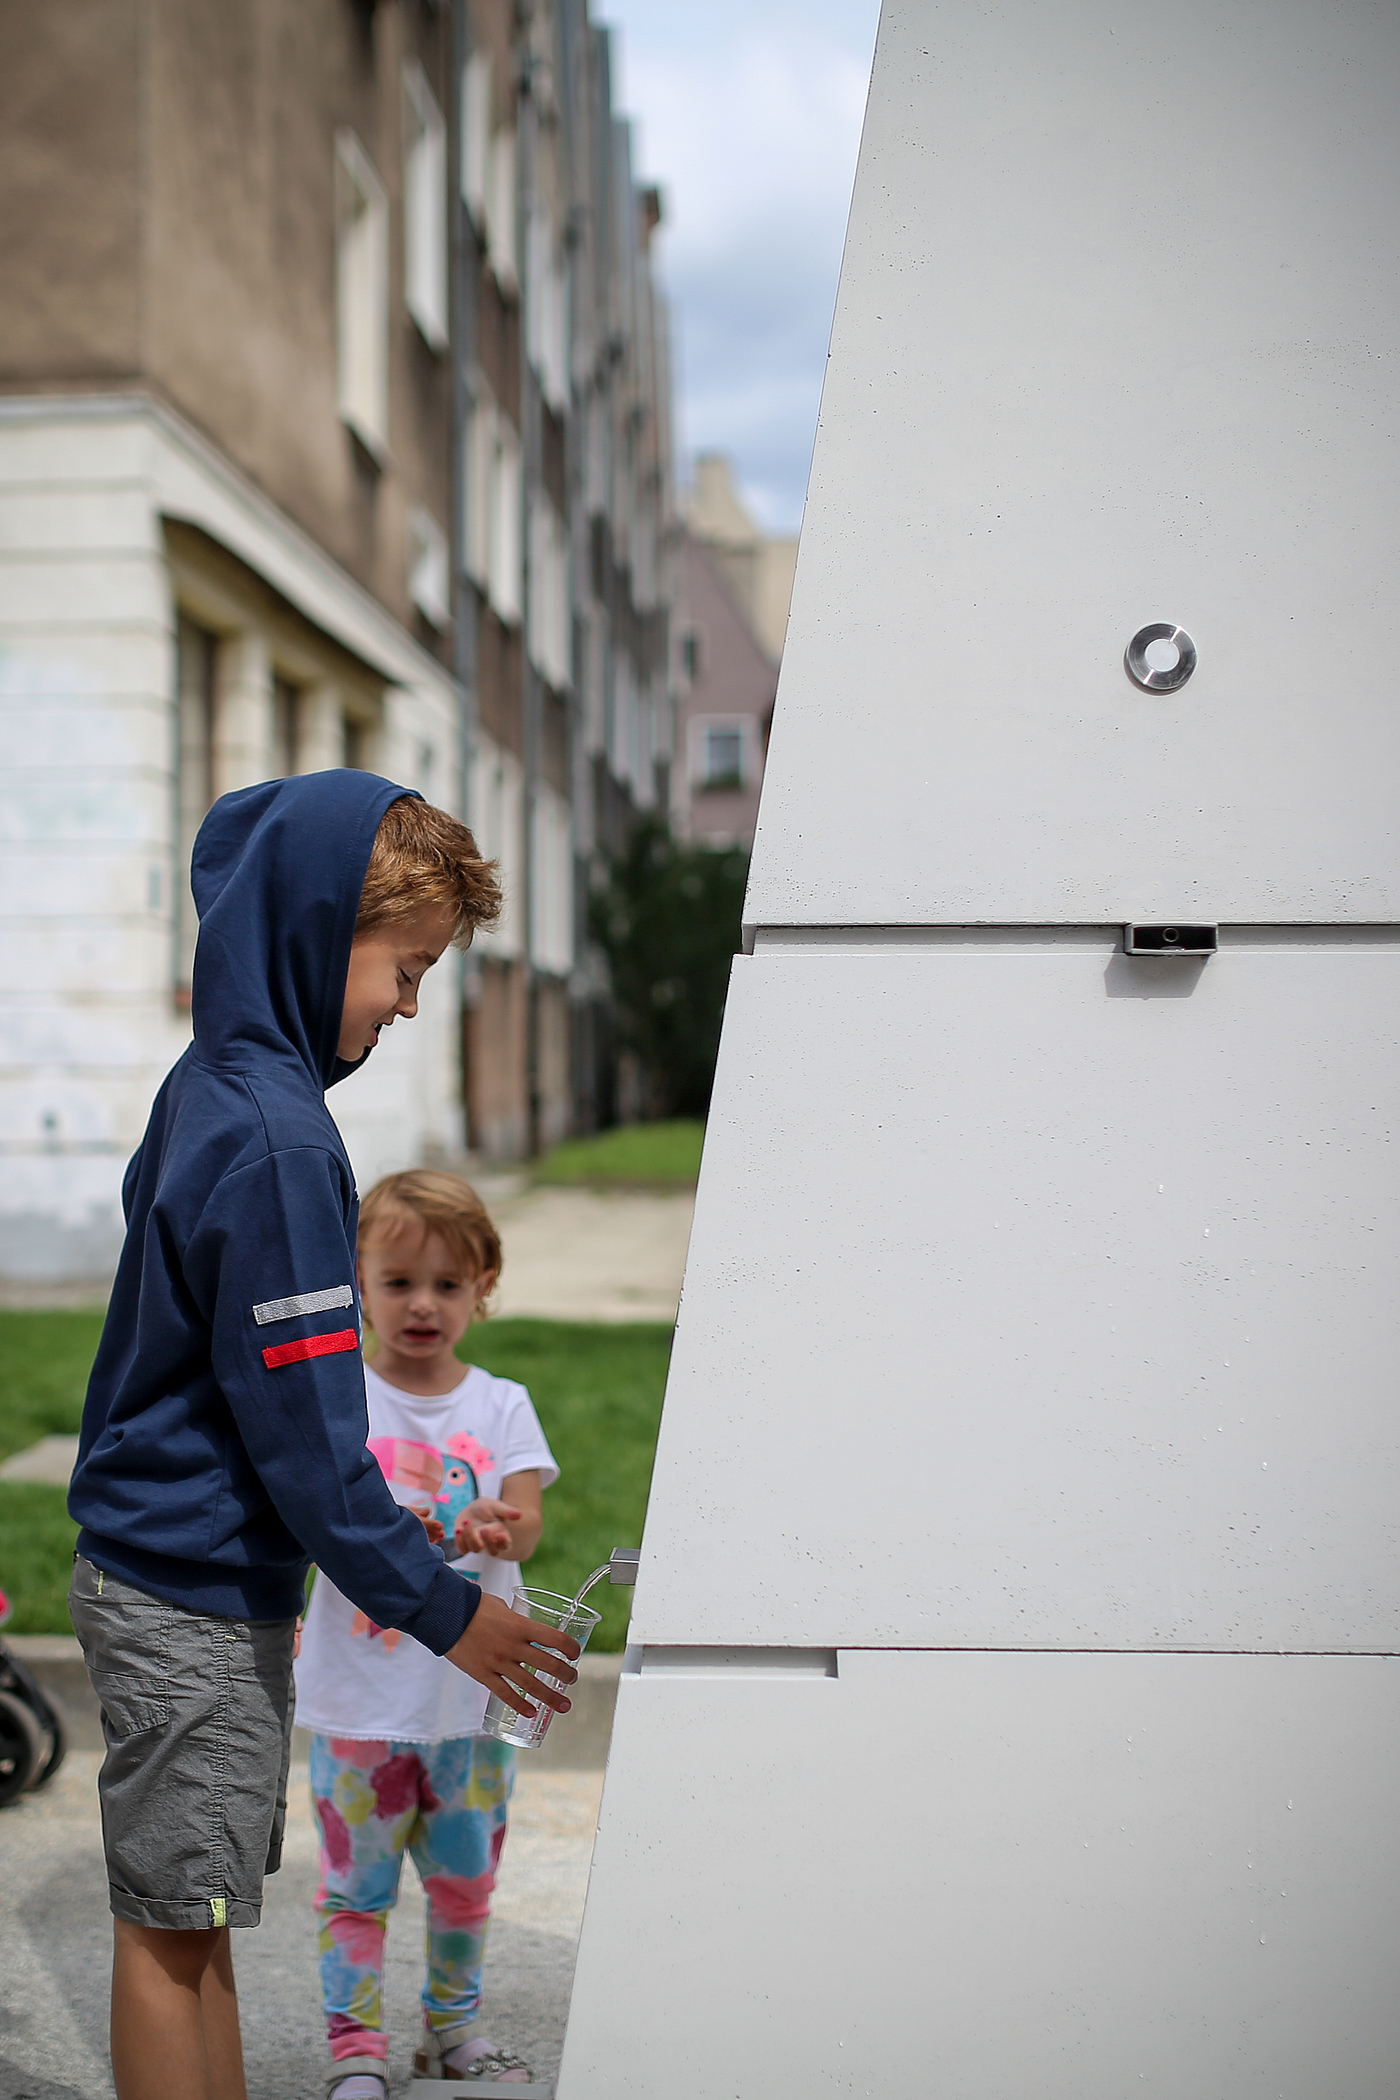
336, 131, 390, 457
528, 498, 570, 689
701, 725, 744, 790
530, 786, 575, 978
403, 63, 448, 351
681, 629, 700, 681
175, 614, 220, 993
490, 415, 522, 623
526, 211, 568, 411
487, 125, 517, 289
462, 386, 523, 625
468, 737, 524, 959
344, 711, 377, 771
460, 51, 492, 230
408, 507, 451, 629
271, 674, 302, 778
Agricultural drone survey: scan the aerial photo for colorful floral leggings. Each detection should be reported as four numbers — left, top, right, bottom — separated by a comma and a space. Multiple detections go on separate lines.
309, 1731, 516, 2061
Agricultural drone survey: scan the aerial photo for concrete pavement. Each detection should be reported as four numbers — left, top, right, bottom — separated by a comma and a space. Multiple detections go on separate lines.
0, 1437, 79, 1485
0, 1743, 605, 2100
486, 1183, 693, 1324
4, 1640, 624, 1772
0, 1178, 677, 2094
0, 1183, 694, 1340
0, 1643, 622, 2098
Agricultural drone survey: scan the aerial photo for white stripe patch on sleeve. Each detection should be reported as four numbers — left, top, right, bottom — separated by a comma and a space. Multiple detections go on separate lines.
252, 1284, 355, 1327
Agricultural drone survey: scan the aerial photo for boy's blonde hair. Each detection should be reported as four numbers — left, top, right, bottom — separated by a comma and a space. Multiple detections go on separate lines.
358, 1169, 502, 1322
355, 796, 502, 947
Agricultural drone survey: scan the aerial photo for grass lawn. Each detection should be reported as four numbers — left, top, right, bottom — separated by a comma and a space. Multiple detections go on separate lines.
0, 1484, 77, 1636
457, 1319, 670, 1650
0, 1308, 107, 1465
532, 1118, 704, 1189
0, 1311, 670, 1649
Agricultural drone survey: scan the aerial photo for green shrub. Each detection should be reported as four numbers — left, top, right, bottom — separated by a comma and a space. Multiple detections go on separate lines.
590, 817, 747, 1118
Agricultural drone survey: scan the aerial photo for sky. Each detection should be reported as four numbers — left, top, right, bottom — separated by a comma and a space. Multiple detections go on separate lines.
599, 0, 882, 535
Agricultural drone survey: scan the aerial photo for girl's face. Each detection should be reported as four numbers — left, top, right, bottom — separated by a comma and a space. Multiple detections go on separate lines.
358, 1224, 493, 1369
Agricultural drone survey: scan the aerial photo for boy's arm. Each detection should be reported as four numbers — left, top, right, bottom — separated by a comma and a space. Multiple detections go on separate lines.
187, 1147, 478, 1656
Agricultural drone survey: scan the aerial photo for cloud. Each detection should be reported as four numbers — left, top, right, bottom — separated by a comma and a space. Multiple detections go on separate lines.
602, 1, 880, 531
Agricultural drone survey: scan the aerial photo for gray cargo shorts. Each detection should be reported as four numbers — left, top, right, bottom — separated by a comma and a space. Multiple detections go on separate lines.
68, 1555, 296, 1930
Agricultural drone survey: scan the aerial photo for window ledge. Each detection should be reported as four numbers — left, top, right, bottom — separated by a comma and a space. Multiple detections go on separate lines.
341, 411, 390, 471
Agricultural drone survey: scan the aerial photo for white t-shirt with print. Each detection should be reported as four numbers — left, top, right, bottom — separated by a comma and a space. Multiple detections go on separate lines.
293, 1361, 558, 1743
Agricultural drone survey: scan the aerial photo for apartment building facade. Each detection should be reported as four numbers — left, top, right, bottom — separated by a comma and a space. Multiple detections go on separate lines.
0, 0, 673, 1284
459, 0, 675, 1153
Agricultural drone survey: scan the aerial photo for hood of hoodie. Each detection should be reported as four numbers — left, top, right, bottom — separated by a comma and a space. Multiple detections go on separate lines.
190, 772, 417, 1091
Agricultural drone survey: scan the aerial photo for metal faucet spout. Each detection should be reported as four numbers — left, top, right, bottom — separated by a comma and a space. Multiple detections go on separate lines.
572, 1547, 641, 1610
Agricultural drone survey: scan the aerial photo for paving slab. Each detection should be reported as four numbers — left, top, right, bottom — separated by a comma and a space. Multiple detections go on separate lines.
0, 1186, 692, 1330
488, 1186, 693, 1324
0, 1182, 660, 2095
0, 1436, 79, 1485
409, 2085, 553, 2096
5, 1640, 622, 1772
0, 1750, 603, 2100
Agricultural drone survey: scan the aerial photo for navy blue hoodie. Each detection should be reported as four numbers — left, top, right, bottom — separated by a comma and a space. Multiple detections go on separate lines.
69, 772, 481, 1655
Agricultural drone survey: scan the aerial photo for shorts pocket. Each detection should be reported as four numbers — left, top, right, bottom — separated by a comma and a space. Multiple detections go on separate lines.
71, 1581, 173, 1738
89, 1668, 169, 1737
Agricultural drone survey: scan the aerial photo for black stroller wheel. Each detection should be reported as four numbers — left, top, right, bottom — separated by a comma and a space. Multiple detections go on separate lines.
0, 1690, 43, 1807
27, 1698, 67, 1790
0, 1638, 70, 1790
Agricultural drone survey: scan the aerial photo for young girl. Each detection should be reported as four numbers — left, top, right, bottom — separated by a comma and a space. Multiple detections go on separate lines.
294, 1169, 558, 2092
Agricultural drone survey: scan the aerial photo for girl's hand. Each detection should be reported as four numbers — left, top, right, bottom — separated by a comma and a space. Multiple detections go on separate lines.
411, 1502, 446, 1547
455, 1498, 523, 1558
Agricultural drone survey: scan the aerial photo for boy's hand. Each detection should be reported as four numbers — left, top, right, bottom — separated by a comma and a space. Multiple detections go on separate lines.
454, 1498, 522, 1558
445, 1590, 579, 1717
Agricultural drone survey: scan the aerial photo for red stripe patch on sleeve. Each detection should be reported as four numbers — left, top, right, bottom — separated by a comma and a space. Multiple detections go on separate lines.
261, 1327, 360, 1370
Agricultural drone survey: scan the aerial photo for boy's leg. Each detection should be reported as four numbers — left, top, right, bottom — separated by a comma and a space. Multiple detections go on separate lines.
197, 1927, 245, 2092
409, 1734, 515, 2055
111, 1921, 245, 2100
310, 1735, 412, 2074
68, 1559, 295, 2100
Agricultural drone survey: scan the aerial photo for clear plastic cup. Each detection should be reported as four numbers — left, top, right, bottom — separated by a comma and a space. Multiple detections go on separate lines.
479, 1585, 601, 1750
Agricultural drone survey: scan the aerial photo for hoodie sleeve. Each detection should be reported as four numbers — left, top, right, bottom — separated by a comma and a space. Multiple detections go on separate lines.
185, 1146, 480, 1655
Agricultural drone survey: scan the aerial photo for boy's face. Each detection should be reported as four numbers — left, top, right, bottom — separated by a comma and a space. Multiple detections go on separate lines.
337, 904, 457, 1062
359, 1224, 493, 1362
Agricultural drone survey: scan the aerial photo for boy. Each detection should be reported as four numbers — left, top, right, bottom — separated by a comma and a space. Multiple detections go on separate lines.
67, 773, 578, 2100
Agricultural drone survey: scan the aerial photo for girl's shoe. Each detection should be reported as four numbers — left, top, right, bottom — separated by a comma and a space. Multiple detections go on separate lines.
413, 2027, 533, 2082
326, 2062, 388, 2100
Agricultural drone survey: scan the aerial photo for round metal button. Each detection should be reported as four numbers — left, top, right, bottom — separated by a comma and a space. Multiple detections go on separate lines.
1124, 622, 1197, 693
